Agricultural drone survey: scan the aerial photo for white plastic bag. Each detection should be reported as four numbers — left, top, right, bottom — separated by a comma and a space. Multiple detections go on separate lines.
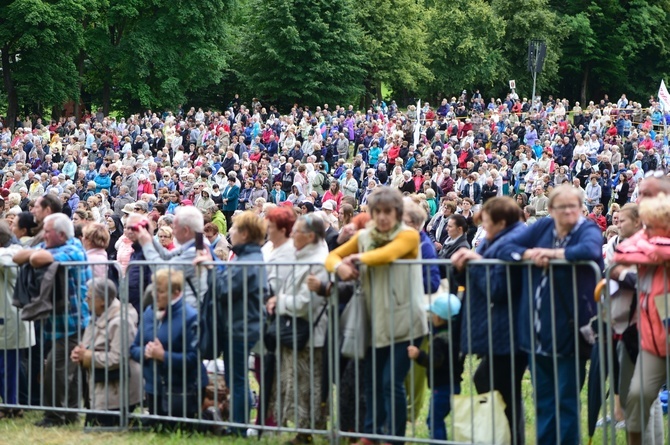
340, 283, 369, 360
452, 390, 511, 444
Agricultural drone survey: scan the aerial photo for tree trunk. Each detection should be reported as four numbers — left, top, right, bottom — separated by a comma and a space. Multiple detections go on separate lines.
51, 104, 61, 121
2, 45, 19, 132
580, 66, 589, 106
102, 80, 111, 116
73, 49, 85, 123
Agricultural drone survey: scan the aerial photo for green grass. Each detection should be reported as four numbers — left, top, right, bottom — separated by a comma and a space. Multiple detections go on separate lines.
0, 362, 646, 444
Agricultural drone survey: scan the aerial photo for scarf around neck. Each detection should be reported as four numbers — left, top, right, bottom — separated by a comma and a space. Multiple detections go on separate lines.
367, 222, 405, 250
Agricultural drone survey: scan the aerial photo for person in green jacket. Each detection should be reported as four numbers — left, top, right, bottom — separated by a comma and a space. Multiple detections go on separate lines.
206, 205, 227, 235
425, 188, 439, 217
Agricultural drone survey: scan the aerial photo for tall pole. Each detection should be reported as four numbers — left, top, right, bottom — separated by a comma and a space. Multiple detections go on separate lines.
529, 40, 545, 103
531, 40, 539, 103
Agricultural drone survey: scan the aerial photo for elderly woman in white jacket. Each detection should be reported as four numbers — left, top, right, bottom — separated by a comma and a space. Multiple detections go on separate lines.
0, 224, 35, 418
265, 214, 330, 445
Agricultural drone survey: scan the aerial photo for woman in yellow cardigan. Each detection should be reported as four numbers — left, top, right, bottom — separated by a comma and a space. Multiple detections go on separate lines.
326, 186, 427, 445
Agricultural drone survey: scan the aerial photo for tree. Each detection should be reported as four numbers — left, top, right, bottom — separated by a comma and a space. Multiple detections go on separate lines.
242, 0, 365, 109
355, 0, 433, 104
552, 0, 670, 104
621, 0, 670, 100
491, 0, 563, 99
423, 0, 506, 100
553, 0, 629, 104
84, 0, 230, 115
0, 0, 87, 129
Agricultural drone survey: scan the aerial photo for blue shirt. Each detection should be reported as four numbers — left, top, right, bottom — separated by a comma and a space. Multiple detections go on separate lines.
42, 238, 91, 339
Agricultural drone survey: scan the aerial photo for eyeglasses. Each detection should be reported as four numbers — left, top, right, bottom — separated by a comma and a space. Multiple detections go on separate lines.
551, 204, 581, 212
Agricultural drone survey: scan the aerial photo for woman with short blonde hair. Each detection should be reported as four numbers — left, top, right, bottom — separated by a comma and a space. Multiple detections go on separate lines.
83, 223, 110, 277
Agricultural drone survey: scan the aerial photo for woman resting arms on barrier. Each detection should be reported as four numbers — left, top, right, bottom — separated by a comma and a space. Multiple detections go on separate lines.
326, 186, 427, 445
494, 184, 604, 445
451, 196, 528, 445
614, 193, 670, 445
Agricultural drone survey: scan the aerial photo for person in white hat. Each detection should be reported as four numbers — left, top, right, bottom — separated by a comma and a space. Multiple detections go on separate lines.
320, 200, 339, 230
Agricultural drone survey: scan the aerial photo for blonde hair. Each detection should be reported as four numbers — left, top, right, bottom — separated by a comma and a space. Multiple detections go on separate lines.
639, 193, 670, 234
403, 200, 428, 228
83, 223, 110, 249
153, 268, 184, 294
232, 211, 267, 245
157, 226, 173, 238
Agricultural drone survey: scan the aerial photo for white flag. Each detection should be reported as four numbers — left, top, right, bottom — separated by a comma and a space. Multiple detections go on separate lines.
413, 100, 421, 148
658, 80, 670, 112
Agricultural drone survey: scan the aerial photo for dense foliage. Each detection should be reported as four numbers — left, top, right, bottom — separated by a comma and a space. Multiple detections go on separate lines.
1, 0, 670, 122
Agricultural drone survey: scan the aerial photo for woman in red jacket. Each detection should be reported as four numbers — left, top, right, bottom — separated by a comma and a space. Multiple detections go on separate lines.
614, 193, 670, 445
388, 142, 401, 166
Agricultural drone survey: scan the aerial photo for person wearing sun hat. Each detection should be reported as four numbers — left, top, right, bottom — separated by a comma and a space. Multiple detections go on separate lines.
407, 293, 462, 443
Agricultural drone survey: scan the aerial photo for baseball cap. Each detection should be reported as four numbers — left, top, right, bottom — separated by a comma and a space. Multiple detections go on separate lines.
425, 293, 461, 320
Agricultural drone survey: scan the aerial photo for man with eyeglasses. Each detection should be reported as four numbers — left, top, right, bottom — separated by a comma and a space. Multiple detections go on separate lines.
135, 206, 208, 308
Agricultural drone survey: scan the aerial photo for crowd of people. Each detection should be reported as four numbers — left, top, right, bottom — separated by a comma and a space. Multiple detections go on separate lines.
0, 91, 669, 445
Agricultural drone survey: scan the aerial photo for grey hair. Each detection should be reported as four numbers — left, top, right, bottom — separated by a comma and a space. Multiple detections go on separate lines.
86, 277, 118, 304
0, 221, 13, 247
158, 214, 175, 227
175, 206, 204, 233
44, 213, 74, 240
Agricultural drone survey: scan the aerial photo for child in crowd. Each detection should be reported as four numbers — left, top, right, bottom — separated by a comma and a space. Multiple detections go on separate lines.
407, 293, 462, 442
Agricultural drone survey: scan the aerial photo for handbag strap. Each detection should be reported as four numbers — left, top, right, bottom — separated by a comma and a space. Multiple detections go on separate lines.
312, 301, 329, 328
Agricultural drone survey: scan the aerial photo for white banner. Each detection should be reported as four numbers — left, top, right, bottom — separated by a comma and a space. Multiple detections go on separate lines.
413, 99, 421, 148
658, 79, 670, 111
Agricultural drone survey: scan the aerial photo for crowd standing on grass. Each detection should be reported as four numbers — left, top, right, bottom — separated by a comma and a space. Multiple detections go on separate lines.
0, 91, 670, 444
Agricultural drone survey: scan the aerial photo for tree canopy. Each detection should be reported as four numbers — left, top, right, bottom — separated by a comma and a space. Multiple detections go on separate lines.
1, 0, 670, 124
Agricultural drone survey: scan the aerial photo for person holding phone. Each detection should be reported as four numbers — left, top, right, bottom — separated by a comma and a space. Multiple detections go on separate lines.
134, 206, 208, 308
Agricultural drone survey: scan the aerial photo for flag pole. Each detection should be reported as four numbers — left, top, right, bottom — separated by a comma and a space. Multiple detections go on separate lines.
658, 80, 670, 170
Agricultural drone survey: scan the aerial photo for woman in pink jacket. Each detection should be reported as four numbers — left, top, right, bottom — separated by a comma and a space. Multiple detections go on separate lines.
614, 193, 670, 445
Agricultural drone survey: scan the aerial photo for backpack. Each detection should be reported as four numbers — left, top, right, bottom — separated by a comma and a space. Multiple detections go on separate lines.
107, 263, 121, 290
185, 246, 222, 360
320, 171, 330, 190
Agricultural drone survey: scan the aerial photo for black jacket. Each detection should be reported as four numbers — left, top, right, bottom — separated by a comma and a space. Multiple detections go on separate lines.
414, 321, 462, 388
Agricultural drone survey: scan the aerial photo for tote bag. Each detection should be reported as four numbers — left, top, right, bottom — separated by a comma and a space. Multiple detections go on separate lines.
452, 390, 511, 444
340, 282, 370, 360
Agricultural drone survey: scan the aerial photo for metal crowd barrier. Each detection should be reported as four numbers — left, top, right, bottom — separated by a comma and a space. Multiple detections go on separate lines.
4, 257, 648, 444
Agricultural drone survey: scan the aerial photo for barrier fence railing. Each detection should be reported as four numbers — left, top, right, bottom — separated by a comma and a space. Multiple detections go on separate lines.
10, 257, 666, 444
